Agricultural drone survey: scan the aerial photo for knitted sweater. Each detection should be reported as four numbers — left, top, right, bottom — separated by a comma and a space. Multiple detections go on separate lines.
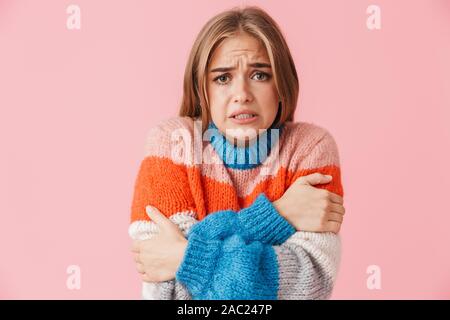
129, 116, 344, 300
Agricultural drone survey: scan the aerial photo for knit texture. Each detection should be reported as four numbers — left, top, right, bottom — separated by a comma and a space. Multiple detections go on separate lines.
129, 116, 344, 300
207, 121, 284, 169
175, 193, 295, 299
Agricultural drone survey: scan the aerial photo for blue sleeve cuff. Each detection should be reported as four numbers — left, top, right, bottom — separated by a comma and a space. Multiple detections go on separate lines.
175, 232, 222, 298
236, 193, 295, 245
186, 210, 237, 240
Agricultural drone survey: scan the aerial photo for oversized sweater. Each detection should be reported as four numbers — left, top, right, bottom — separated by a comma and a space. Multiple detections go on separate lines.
129, 116, 344, 300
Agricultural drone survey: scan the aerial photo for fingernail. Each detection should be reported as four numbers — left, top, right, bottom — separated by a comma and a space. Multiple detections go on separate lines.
325, 175, 333, 179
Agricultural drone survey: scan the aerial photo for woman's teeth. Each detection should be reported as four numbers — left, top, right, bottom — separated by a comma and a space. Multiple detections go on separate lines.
234, 114, 256, 119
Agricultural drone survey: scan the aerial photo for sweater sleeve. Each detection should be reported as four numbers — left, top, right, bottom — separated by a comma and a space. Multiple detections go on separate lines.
176, 129, 344, 300
130, 121, 343, 300
128, 121, 198, 300
175, 203, 293, 299
275, 129, 343, 299
130, 172, 294, 299
129, 119, 299, 300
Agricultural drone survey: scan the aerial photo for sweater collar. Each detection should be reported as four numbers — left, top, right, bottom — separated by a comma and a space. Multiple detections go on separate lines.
207, 121, 284, 170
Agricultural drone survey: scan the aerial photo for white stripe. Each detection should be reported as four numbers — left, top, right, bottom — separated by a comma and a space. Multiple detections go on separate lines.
128, 210, 199, 240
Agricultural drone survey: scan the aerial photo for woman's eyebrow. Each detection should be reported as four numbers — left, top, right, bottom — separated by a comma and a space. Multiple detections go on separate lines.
210, 62, 271, 73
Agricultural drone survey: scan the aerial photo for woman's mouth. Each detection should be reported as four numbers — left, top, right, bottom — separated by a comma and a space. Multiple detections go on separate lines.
230, 114, 258, 124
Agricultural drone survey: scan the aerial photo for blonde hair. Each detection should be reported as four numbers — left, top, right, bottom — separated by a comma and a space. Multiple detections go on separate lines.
179, 6, 299, 133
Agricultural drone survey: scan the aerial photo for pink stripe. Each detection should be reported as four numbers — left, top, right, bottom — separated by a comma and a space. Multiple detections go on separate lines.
142, 117, 341, 197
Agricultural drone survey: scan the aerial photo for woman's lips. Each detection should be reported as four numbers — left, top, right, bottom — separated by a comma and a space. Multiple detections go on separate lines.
230, 114, 258, 124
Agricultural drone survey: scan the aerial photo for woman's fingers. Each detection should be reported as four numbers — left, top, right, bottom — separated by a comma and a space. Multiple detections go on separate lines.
328, 192, 344, 205
329, 202, 345, 215
326, 221, 342, 234
327, 212, 343, 223
296, 173, 333, 186
136, 263, 145, 274
146, 205, 173, 229
141, 273, 152, 282
131, 240, 141, 253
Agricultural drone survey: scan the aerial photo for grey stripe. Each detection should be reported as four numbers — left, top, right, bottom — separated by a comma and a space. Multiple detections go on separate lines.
275, 241, 335, 300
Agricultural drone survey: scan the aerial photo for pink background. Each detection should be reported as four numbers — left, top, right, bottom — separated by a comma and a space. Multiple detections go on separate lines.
1, 0, 449, 299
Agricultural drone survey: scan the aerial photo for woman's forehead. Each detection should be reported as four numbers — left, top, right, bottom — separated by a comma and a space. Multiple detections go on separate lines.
209, 38, 269, 68
211, 53, 268, 66
212, 34, 267, 62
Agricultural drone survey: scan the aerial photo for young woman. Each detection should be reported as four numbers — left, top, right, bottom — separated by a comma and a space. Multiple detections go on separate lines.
129, 6, 345, 300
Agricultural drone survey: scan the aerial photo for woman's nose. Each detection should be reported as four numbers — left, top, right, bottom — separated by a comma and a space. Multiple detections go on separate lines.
233, 77, 254, 104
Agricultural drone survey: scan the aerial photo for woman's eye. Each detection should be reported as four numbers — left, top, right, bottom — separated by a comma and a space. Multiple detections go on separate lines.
252, 72, 271, 81
213, 72, 271, 85
214, 74, 230, 85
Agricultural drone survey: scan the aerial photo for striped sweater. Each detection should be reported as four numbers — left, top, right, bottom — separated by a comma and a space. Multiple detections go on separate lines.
129, 116, 344, 300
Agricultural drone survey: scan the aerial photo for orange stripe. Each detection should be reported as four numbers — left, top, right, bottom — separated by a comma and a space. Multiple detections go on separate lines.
130, 157, 198, 223
286, 165, 344, 197
131, 157, 343, 223
234, 165, 343, 208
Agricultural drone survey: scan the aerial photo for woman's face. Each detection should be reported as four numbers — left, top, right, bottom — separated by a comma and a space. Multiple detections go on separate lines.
206, 33, 279, 145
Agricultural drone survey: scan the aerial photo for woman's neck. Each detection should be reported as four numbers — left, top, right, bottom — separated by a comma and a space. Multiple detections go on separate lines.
207, 121, 284, 170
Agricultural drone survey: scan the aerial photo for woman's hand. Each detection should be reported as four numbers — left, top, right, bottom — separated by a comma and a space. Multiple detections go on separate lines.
131, 205, 188, 282
273, 173, 345, 234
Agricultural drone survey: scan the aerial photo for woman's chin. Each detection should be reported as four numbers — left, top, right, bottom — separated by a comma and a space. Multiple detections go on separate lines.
224, 133, 258, 147
221, 119, 268, 146
226, 118, 261, 131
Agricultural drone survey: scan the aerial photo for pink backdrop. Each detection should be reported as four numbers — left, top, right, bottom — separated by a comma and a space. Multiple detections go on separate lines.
1, 0, 449, 299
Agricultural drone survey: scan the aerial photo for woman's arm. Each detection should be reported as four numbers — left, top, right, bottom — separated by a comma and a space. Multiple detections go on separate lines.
175, 129, 344, 299
129, 186, 295, 299
128, 120, 298, 299
130, 122, 343, 299
175, 191, 341, 299
134, 188, 342, 300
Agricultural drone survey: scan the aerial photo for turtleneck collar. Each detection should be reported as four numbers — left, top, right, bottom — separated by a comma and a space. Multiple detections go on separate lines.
207, 121, 284, 170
